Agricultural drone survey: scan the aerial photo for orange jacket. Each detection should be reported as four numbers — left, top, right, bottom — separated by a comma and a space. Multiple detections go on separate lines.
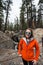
18, 37, 40, 61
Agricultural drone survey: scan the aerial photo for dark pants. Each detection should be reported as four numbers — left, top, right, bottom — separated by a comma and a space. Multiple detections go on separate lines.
22, 58, 33, 65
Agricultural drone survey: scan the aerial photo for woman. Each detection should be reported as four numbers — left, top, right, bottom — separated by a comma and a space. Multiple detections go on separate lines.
18, 28, 40, 65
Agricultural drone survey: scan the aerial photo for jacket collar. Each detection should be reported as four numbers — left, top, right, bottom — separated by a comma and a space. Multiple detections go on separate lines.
22, 37, 34, 44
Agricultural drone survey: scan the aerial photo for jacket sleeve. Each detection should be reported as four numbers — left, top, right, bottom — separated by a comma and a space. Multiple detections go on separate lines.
34, 40, 40, 61
18, 39, 23, 55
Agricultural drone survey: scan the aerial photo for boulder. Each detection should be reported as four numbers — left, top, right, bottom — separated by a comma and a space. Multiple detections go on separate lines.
0, 49, 22, 65
33, 28, 43, 43
0, 31, 15, 49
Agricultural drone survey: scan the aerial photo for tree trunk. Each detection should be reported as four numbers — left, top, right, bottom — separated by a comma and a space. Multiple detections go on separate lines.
31, 0, 32, 28
27, 6, 29, 28
4, 0, 10, 31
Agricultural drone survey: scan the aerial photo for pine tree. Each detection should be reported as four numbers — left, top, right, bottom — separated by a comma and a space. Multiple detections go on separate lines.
0, 0, 4, 30
20, 4, 27, 30
9, 22, 13, 31
4, 0, 12, 31
22, 0, 36, 28
38, 0, 43, 28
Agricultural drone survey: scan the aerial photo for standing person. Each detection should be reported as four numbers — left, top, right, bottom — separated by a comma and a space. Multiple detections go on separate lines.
18, 28, 40, 65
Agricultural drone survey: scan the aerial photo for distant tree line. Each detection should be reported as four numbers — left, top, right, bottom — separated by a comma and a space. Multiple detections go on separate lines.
0, 0, 43, 32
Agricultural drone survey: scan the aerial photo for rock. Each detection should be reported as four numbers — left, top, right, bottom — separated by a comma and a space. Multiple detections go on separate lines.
33, 28, 43, 43
33, 28, 43, 65
1, 61, 15, 65
5, 30, 19, 38
0, 31, 15, 49
0, 49, 22, 65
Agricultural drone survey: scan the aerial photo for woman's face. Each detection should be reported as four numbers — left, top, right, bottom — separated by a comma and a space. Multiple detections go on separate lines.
25, 29, 31, 39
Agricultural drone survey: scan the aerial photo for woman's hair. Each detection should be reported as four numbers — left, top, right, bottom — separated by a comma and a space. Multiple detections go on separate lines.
24, 28, 34, 39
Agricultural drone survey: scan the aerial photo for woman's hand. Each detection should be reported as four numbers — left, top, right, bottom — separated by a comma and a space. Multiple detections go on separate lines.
18, 54, 22, 57
32, 60, 37, 65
